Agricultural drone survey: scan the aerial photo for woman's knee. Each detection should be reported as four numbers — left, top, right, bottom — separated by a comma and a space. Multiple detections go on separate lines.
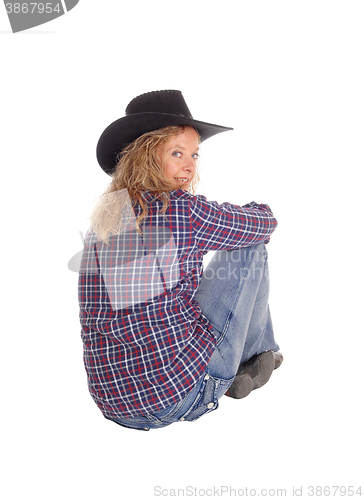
218, 243, 266, 265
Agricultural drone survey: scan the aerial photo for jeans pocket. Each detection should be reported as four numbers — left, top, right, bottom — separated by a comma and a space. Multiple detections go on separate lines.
146, 397, 188, 423
179, 374, 234, 422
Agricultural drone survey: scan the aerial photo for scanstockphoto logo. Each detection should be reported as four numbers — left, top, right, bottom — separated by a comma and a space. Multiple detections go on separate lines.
3, 0, 79, 32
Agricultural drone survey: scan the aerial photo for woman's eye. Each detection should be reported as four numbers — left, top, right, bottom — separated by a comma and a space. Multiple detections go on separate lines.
172, 151, 199, 159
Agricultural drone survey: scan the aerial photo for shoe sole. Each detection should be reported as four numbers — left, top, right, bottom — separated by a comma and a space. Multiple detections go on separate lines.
228, 351, 276, 399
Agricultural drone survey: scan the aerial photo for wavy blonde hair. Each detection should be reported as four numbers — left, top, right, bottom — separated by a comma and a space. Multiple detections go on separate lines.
90, 125, 200, 243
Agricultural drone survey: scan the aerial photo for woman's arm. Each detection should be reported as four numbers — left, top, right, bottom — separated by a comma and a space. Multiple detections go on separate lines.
190, 195, 277, 252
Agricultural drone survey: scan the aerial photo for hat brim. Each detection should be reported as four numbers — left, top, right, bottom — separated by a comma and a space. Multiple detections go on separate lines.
96, 112, 233, 175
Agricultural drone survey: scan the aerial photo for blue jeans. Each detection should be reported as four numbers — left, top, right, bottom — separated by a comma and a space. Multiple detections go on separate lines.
107, 243, 280, 430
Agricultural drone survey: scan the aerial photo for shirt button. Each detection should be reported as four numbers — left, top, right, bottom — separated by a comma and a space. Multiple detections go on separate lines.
204, 374, 210, 380
207, 402, 214, 409
180, 417, 185, 421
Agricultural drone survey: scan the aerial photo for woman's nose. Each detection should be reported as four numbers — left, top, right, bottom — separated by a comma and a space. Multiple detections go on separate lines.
183, 157, 195, 171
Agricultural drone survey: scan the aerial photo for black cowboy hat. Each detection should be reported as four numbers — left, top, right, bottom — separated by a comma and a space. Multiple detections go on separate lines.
96, 90, 233, 175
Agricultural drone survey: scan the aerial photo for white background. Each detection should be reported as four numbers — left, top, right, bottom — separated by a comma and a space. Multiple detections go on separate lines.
1, 1, 363, 499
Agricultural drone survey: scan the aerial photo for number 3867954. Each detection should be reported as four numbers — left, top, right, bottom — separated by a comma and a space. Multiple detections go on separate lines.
5, 3, 62, 14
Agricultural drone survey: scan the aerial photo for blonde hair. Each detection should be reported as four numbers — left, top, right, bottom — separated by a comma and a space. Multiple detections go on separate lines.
90, 125, 200, 243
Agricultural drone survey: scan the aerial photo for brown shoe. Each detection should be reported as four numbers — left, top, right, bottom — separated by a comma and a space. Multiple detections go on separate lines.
225, 350, 283, 399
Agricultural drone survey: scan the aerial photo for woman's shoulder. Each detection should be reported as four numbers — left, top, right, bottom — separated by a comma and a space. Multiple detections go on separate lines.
140, 189, 212, 209
141, 189, 198, 204
169, 189, 195, 200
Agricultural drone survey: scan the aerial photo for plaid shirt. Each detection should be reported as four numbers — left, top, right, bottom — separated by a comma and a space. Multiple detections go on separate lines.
78, 190, 277, 419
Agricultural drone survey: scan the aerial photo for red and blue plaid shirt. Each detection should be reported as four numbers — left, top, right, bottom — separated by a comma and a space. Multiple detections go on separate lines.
78, 190, 277, 419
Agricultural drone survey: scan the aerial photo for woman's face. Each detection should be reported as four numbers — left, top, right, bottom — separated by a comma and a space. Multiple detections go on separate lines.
159, 127, 200, 190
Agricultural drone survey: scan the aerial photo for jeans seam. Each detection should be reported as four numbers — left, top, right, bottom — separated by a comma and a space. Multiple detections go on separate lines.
217, 268, 247, 346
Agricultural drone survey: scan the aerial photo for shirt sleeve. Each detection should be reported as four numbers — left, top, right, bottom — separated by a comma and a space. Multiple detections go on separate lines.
190, 195, 278, 252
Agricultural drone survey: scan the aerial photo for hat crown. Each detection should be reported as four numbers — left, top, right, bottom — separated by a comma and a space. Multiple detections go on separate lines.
125, 90, 193, 119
